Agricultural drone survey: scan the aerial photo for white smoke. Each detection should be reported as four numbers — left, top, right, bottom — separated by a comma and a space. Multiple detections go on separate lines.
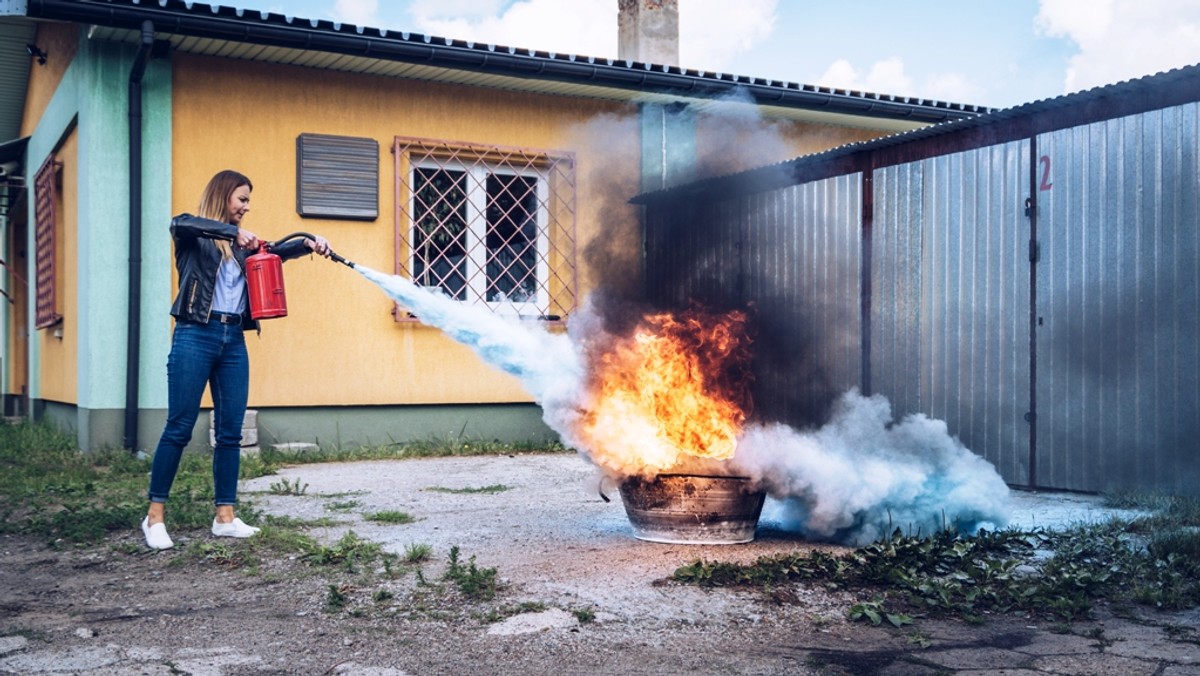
732, 390, 1011, 545
355, 266, 1011, 546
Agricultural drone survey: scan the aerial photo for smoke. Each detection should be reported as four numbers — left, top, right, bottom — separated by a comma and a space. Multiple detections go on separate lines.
732, 390, 1011, 545
354, 265, 1010, 546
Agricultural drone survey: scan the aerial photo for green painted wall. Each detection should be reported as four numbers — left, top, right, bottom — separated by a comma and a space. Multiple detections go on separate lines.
26, 30, 172, 451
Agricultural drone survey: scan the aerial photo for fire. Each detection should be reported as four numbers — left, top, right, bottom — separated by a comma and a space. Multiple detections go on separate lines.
577, 307, 753, 476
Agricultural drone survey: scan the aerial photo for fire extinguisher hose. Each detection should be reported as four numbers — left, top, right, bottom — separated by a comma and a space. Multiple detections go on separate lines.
270, 232, 356, 268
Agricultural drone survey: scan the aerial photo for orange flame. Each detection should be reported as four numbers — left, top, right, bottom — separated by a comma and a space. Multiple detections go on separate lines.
577, 307, 753, 476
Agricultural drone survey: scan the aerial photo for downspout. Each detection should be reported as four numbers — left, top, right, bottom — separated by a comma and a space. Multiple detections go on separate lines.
125, 20, 154, 452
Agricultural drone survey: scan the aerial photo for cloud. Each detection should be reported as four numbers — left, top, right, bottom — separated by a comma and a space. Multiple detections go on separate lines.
679, 0, 777, 72
407, 0, 778, 68
1036, 0, 1200, 93
410, 0, 614, 56
814, 57, 982, 104
331, 0, 380, 26
815, 57, 911, 95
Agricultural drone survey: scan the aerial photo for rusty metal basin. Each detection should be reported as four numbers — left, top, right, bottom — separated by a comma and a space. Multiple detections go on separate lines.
618, 474, 766, 544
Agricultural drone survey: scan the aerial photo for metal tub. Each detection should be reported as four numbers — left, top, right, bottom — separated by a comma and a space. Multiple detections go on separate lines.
618, 474, 766, 544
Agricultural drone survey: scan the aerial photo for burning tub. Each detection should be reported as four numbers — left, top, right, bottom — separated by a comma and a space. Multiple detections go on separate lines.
618, 474, 766, 544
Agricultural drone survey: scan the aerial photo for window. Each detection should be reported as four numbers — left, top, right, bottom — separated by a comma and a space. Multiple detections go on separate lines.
394, 137, 577, 320
34, 155, 60, 329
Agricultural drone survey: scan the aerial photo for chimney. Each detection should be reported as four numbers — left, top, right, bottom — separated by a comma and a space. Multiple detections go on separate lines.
617, 0, 679, 66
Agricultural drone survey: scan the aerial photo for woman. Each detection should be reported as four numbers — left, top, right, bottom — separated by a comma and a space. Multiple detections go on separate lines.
142, 169, 331, 549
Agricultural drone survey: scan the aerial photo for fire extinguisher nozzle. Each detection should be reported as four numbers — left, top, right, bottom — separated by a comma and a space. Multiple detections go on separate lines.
329, 251, 356, 268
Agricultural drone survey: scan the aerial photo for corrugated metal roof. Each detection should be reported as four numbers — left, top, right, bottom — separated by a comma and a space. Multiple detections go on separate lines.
9, 0, 989, 132
633, 61, 1200, 204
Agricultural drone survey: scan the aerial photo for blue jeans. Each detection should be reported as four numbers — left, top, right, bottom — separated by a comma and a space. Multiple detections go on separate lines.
147, 319, 249, 506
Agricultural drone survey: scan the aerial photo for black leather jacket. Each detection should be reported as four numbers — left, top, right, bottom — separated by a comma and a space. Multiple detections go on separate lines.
168, 213, 312, 331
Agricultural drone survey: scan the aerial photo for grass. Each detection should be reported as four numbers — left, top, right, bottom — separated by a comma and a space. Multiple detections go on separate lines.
366, 510, 416, 524
0, 418, 562, 546
424, 484, 511, 495
0, 419, 571, 623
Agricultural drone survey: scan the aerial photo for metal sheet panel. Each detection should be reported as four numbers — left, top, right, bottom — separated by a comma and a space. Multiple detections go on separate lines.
872, 140, 1031, 486
645, 175, 862, 428
1036, 102, 1200, 494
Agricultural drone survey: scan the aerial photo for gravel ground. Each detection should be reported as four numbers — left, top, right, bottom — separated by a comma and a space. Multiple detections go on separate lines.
0, 453, 1195, 675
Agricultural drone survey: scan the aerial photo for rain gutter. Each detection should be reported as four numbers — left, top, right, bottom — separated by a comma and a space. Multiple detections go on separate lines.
124, 18, 152, 452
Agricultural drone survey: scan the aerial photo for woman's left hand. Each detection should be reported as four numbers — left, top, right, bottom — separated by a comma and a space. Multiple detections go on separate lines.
304, 235, 331, 257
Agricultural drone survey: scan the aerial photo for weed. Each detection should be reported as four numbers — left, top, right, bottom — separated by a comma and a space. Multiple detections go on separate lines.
366, 511, 416, 524
373, 589, 395, 604
906, 629, 933, 648
424, 484, 511, 495
849, 598, 912, 628
302, 531, 382, 572
444, 545, 498, 601
573, 606, 596, 623
325, 500, 361, 512
404, 543, 433, 563
325, 584, 349, 612
674, 518, 1200, 628
269, 478, 308, 496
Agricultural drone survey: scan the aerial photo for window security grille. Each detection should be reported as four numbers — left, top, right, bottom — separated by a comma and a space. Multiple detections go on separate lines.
34, 155, 60, 329
296, 133, 379, 220
393, 137, 578, 321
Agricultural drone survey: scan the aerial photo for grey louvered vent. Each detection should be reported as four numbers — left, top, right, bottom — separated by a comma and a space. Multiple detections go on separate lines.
296, 133, 379, 220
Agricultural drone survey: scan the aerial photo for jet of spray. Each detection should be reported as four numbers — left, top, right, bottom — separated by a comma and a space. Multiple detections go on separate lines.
353, 267, 1010, 546
353, 266, 584, 410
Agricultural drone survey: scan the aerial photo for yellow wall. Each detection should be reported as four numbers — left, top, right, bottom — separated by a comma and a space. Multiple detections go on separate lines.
37, 129, 78, 403
171, 54, 644, 407
170, 54, 888, 408
19, 23, 79, 138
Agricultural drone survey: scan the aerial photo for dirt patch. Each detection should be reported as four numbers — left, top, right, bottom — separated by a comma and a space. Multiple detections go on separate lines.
0, 454, 1196, 675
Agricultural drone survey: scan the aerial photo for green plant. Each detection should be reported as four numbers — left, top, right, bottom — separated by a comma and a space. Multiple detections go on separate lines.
444, 545, 497, 600
573, 606, 596, 624
325, 584, 349, 612
324, 500, 361, 512
849, 598, 912, 628
301, 531, 383, 572
424, 484, 511, 495
366, 510, 416, 524
372, 589, 395, 603
404, 543, 433, 563
269, 477, 308, 496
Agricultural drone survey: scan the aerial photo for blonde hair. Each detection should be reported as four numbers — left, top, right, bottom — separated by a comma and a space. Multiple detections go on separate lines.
197, 170, 253, 260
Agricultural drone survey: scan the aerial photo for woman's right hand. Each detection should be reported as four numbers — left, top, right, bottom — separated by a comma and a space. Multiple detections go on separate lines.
235, 228, 259, 250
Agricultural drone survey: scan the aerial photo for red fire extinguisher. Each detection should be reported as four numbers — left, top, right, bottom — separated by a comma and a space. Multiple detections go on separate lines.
246, 242, 288, 320
244, 232, 356, 321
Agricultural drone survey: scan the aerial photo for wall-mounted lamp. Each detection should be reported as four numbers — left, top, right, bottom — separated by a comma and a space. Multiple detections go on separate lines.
25, 44, 47, 66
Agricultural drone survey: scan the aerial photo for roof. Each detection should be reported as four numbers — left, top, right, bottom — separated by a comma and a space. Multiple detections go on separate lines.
632, 61, 1200, 205
0, 0, 992, 149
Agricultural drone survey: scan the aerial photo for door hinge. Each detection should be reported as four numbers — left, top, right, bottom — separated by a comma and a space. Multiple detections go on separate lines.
1024, 197, 1036, 219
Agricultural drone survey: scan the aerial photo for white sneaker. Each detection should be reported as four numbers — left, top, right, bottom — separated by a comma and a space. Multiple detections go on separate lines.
141, 517, 174, 550
211, 517, 261, 538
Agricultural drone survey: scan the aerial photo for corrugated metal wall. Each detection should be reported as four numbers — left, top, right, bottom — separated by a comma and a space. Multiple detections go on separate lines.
645, 174, 862, 427
872, 141, 1032, 486
643, 85, 1200, 496
1035, 102, 1200, 494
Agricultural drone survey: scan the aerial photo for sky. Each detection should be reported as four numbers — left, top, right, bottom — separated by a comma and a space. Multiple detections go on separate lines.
219, 0, 1199, 110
